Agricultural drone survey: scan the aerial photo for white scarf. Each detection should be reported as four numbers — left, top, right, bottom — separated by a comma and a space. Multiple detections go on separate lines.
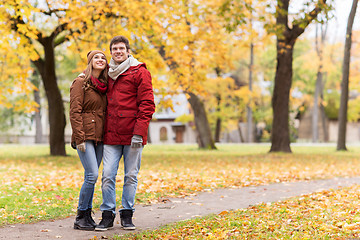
108, 54, 142, 80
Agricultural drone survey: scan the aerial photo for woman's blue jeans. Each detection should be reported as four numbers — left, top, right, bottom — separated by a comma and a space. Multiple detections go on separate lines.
100, 144, 142, 214
77, 141, 103, 211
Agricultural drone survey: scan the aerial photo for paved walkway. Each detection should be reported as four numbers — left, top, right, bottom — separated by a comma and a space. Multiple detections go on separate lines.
1, 177, 360, 240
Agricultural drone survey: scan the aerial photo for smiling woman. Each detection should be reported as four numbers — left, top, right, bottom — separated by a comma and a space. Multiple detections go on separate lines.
69, 50, 108, 231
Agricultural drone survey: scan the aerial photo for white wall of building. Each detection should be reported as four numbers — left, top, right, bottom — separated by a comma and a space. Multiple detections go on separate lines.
148, 120, 197, 144
328, 121, 360, 143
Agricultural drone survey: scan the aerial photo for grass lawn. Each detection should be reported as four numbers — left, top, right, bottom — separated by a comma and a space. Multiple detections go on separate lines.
1, 143, 360, 238
117, 184, 360, 239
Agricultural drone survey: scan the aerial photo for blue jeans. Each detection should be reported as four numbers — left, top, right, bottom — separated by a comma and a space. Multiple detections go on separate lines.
77, 141, 103, 211
100, 144, 142, 214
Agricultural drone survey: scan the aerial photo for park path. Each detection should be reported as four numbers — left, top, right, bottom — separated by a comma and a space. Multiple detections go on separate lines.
1, 177, 360, 240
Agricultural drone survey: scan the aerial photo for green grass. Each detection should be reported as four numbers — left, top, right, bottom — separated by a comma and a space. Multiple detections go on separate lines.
116, 184, 360, 239
1, 143, 360, 226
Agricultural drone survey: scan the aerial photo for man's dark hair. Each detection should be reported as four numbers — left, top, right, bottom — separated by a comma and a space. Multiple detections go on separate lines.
109, 36, 130, 52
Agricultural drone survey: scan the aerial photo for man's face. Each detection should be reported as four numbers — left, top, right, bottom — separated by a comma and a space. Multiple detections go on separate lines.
110, 42, 129, 64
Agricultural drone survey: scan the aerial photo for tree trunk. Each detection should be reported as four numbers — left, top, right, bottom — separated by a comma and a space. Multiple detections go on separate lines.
187, 92, 216, 149
320, 72, 329, 142
215, 117, 221, 143
320, 102, 328, 141
34, 88, 43, 144
337, 0, 358, 151
313, 22, 327, 143
214, 93, 221, 143
312, 70, 320, 142
31, 70, 43, 144
33, 38, 66, 155
247, 7, 254, 143
270, 0, 293, 153
247, 41, 254, 143
238, 120, 245, 143
270, 39, 294, 152
270, 0, 326, 152
147, 126, 152, 144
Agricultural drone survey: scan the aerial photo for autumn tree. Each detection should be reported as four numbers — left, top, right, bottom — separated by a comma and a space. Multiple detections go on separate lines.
337, 0, 359, 151
113, 0, 242, 149
0, 15, 35, 113
3, 1, 67, 155
4, 0, 220, 152
145, 0, 229, 149
1, 0, 120, 155
209, 0, 270, 142
2, 1, 66, 155
270, 0, 329, 152
44, 0, 227, 150
204, 72, 262, 143
0, 14, 36, 138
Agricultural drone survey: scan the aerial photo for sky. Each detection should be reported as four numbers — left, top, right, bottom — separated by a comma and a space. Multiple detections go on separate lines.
329, 0, 360, 41
297, 0, 360, 43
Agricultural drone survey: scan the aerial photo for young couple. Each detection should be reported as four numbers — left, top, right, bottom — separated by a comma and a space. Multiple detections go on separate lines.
69, 36, 155, 231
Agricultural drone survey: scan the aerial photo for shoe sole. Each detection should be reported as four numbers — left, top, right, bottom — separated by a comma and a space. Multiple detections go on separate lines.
94, 226, 113, 231
74, 226, 95, 231
122, 226, 136, 230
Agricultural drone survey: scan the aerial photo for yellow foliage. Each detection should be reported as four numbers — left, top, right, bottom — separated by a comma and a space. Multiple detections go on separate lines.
0, 33, 35, 111
0, 0, 270, 129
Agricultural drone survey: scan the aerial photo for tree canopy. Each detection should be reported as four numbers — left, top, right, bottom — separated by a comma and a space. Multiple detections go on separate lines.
0, 0, 359, 151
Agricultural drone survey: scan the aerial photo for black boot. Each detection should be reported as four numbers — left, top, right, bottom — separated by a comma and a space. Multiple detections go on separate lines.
85, 209, 96, 228
74, 210, 95, 231
95, 210, 115, 231
120, 210, 136, 230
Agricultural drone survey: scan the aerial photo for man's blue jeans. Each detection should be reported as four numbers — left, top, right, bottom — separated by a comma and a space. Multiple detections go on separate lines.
100, 144, 142, 214
77, 141, 103, 211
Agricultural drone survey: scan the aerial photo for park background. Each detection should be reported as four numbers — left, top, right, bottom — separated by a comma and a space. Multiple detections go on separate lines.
2, 0, 360, 239
0, 0, 359, 153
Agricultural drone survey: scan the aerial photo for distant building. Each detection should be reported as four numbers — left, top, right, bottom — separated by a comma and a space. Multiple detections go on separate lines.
297, 106, 360, 142
149, 94, 197, 144
0, 93, 253, 144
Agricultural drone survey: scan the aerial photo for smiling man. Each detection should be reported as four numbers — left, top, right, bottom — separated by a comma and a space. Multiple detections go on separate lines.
95, 36, 155, 231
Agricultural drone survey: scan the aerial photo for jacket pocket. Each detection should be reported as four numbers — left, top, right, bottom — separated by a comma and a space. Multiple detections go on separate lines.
83, 117, 95, 137
116, 110, 137, 135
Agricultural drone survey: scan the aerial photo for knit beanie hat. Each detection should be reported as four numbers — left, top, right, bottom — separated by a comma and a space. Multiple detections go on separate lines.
87, 50, 106, 64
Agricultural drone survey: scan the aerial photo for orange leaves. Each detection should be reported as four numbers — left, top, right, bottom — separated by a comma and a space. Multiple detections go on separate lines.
4, 144, 360, 230
135, 145, 360, 209
218, 210, 229, 216
38, 210, 46, 216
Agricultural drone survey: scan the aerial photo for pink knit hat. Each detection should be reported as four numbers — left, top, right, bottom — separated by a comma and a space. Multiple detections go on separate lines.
87, 50, 106, 64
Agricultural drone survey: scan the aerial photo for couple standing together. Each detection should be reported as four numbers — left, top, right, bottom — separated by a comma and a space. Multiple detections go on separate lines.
69, 36, 155, 231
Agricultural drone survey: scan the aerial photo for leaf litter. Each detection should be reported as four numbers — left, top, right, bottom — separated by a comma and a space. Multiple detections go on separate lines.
1, 144, 360, 239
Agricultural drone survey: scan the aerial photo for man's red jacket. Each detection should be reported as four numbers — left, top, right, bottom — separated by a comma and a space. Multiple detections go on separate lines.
104, 63, 155, 145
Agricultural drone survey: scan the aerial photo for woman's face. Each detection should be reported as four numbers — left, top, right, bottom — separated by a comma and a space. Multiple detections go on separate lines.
92, 53, 107, 70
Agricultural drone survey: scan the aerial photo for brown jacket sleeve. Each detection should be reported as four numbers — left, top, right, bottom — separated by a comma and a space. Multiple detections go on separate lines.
70, 77, 85, 145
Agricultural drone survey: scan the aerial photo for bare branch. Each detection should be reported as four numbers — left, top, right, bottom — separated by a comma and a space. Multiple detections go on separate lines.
292, 0, 328, 38
38, 8, 68, 16
40, 0, 67, 17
